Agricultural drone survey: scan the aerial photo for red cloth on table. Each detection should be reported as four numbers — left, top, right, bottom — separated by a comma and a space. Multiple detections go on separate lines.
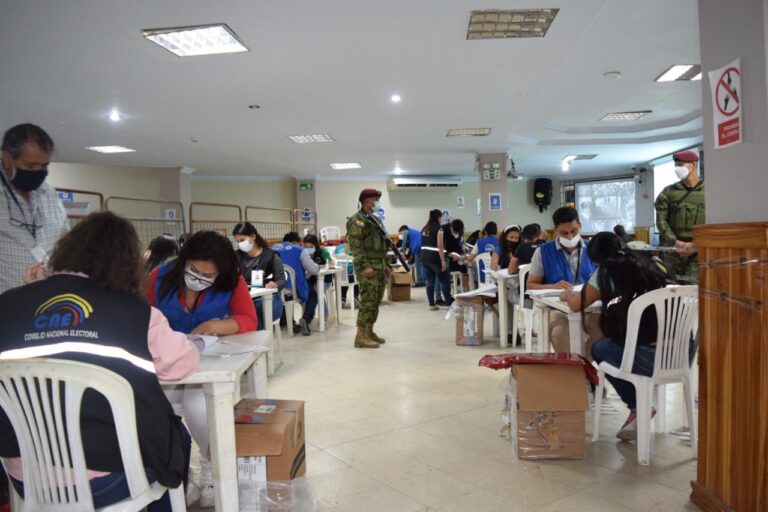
478, 352, 598, 385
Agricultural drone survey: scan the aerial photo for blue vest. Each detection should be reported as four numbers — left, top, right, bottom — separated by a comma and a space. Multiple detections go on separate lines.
406, 228, 422, 252
271, 243, 310, 303
539, 240, 595, 285
154, 263, 232, 334
475, 236, 500, 255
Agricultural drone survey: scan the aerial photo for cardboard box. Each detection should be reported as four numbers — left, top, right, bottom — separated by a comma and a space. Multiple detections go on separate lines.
388, 267, 413, 301
508, 364, 588, 459
235, 399, 306, 482
455, 296, 484, 345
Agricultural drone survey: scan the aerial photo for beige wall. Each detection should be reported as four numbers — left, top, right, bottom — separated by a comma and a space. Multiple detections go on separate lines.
48, 163, 181, 203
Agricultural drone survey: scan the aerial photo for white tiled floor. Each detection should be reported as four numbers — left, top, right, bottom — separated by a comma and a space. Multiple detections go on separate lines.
194, 287, 698, 511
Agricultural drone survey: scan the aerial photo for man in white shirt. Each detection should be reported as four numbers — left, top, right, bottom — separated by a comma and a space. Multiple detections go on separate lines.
0, 124, 68, 293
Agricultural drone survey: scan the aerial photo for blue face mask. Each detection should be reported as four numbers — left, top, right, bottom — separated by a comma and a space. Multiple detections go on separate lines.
306, 247, 316, 256
11, 166, 48, 192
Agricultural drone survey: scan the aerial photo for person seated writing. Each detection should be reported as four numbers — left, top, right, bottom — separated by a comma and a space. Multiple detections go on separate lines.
272, 232, 319, 336
527, 207, 602, 353
508, 223, 545, 274
145, 229, 256, 507
0, 212, 199, 511
233, 222, 285, 330
491, 225, 520, 271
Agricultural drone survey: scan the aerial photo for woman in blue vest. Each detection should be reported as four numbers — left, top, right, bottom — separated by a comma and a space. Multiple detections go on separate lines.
146, 230, 257, 507
0, 212, 199, 511
527, 207, 601, 353
466, 221, 500, 284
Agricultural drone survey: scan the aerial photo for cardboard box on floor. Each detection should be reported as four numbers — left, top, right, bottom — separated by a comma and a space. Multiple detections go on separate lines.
234, 399, 306, 482
455, 296, 484, 345
388, 266, 412, 301
508, 364, 588, 459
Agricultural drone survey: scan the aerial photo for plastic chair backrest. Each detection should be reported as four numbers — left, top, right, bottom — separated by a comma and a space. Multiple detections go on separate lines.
476, 253, 493, 285
319, 226, 342, 243
333, 255, 353, 285
518, 264, 531, 308
283, 266, 298, 304
620, 286, 699, 380
0, 358, 152, 511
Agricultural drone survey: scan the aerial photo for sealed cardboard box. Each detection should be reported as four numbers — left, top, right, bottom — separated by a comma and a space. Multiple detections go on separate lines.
455, 296, 484, 345
509, 364, 588, 459
235, 399, 306, 482
388, 267, 413, 301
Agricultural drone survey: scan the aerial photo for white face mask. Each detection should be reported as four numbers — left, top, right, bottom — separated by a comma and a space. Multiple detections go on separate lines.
238, 239, 254, 253
559, 234, 582, 249
674, 165, 690, 180
184, 267, 214, 292
398, 233, 404, 241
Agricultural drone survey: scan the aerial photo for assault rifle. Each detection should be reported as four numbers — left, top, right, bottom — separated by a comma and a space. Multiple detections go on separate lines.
366, 213, 411, 272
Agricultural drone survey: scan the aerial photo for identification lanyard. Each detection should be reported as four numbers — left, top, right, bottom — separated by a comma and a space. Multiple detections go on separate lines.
0, 171, 37, 238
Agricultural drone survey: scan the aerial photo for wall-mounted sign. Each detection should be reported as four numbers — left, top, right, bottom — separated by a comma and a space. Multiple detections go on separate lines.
441, 210, 451, 224
489, 193, 502, 211
57, 191, 74, 202
456, 196, 465, 208
709, 58, 742, 149
165, 208, 178, 220
301, 208, 311, 222
299, 182, 314, 191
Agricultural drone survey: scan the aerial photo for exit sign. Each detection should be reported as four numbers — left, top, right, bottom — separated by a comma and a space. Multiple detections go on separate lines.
299, 182, 313, 191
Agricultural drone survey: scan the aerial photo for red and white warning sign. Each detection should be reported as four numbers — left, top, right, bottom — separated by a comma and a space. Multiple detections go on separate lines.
708, 58, 742, 148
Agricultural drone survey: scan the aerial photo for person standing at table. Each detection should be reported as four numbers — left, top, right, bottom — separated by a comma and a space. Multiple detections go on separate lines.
233, 222, 285, 331
0, 212, 199, 511
398, 224, 425, 286
346, 188, 389, 348
527, 206, 601, 353
0, 123, 68, 293
420, 209, 454, 311
654, 150, 705, 280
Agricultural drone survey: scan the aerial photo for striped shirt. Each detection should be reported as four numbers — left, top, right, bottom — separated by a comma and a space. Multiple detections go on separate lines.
0, 178, 68, 293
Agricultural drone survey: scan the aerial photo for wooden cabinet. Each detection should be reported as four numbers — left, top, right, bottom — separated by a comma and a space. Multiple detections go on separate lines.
691, 222, 768, 512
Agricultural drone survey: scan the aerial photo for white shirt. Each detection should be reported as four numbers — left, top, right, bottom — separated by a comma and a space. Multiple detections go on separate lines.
0, 179, 68, 293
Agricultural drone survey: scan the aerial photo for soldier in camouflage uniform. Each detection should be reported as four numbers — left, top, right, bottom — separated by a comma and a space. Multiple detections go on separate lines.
346, 188, 391, 348
654, 150, 705, 280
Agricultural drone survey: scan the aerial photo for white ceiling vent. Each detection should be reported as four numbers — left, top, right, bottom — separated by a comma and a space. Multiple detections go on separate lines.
387, 178, 462, 191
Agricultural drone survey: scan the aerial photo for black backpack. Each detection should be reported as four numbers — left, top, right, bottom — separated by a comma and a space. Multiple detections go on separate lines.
534, 178, 553, 213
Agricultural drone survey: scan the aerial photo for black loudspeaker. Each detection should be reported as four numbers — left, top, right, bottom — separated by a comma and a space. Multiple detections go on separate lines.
533, 178, 553, 213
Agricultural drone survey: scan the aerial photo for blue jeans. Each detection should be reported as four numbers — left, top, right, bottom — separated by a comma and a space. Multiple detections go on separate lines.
10, 425, 191, 511
254, 293, 283, 330
592, 337, 697, 410
413, 252, 426, 284
424, 264, 453, 307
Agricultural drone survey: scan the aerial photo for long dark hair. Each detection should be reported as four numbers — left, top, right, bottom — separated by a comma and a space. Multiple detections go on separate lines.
498, 225, 521, 256
146, 235, 179, 272
49, 211, 144, 296
232, 222, 268, 250
158, 230, 241, 301
421, 209, 442, 233
586, 232, 666, 341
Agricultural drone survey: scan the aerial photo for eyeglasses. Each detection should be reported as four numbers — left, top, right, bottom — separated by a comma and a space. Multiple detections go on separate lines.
184, 268, 216, 287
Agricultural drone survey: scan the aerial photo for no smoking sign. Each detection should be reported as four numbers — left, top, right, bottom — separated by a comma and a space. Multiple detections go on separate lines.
709, 59, 742, 148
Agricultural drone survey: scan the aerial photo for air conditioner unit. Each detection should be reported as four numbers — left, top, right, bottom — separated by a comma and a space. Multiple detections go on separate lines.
386, 178, 462, 191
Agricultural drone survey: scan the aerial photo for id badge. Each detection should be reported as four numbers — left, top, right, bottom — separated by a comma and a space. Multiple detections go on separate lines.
30, 244, 47, 263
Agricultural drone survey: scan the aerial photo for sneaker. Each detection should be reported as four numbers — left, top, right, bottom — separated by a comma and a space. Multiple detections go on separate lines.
616, 408, 657, 441
299, 318, 310, 336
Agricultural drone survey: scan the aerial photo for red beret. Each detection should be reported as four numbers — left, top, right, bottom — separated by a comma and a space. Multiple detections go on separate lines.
359, 188, 381, 202
673, 150, 699, 163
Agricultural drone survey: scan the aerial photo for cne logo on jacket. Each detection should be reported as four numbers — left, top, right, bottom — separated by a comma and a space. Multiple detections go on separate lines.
33, 294, 94, 330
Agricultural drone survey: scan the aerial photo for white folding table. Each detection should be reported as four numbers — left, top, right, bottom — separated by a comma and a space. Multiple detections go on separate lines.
529, 294, 601, 355
317, 266, 343, 332
248, 287, 281, 373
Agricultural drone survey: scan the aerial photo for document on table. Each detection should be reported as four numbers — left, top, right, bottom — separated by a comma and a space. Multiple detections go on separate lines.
201, 341, 270, 358
186, 334, 219, 352
527, 284, 583, 297
455, 284, 498, 298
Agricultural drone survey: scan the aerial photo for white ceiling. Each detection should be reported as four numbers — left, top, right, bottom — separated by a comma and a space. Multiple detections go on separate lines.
0, 0, 702, 179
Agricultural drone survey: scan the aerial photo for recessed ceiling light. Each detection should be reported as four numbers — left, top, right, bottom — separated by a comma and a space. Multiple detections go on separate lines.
603, 71, 622, 79
329, 162, 362, 170
467, 9, 559, 40
85, 145, 136, 154
600, 111, 651, 122
143, 24, 248, 57
447, 128, 492, 137
391, 94, 402, 103
109, 108, 121, 122
655, 64, 702, 82
288, 134, 335, 144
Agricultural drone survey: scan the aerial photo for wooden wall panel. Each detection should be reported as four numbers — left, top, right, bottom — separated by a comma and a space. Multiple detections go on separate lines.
692, 222, 768, 512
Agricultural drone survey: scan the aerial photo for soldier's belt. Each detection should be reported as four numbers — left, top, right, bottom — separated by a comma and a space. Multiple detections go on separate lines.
676, 236, 693, 243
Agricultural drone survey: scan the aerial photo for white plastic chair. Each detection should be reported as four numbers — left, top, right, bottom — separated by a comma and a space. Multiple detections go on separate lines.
0, 358, 186, 512
592, 286, 699, 465
449, 271, 462, 296
282, 266, 299, 338
512, 264, 537, 352
319, 226, 342, 244
475, 253, 494, 286
334, 255, 359, 312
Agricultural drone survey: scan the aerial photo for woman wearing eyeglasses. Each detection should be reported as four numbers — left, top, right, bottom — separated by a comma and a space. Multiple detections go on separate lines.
144, 229, 256, 507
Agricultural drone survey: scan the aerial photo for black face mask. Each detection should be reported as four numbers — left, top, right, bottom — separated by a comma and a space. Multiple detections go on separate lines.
11, 167, 48, 192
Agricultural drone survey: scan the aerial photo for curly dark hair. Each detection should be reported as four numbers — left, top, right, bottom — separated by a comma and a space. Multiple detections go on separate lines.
157, 230, 240, 301
48, 211, 143, 295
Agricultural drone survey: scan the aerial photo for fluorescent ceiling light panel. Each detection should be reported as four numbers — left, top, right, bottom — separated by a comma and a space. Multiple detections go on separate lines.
288, 134, 334, 144
655, 64, 696, 82
143, 24, 248, 57
467, 9, 559, 39
565, 154, 598, 160
85, 145, 136, 154
446, 128, 492, 137
600, 111, 651, 121
329, 162, 362, 170
691, 73, 702, 81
